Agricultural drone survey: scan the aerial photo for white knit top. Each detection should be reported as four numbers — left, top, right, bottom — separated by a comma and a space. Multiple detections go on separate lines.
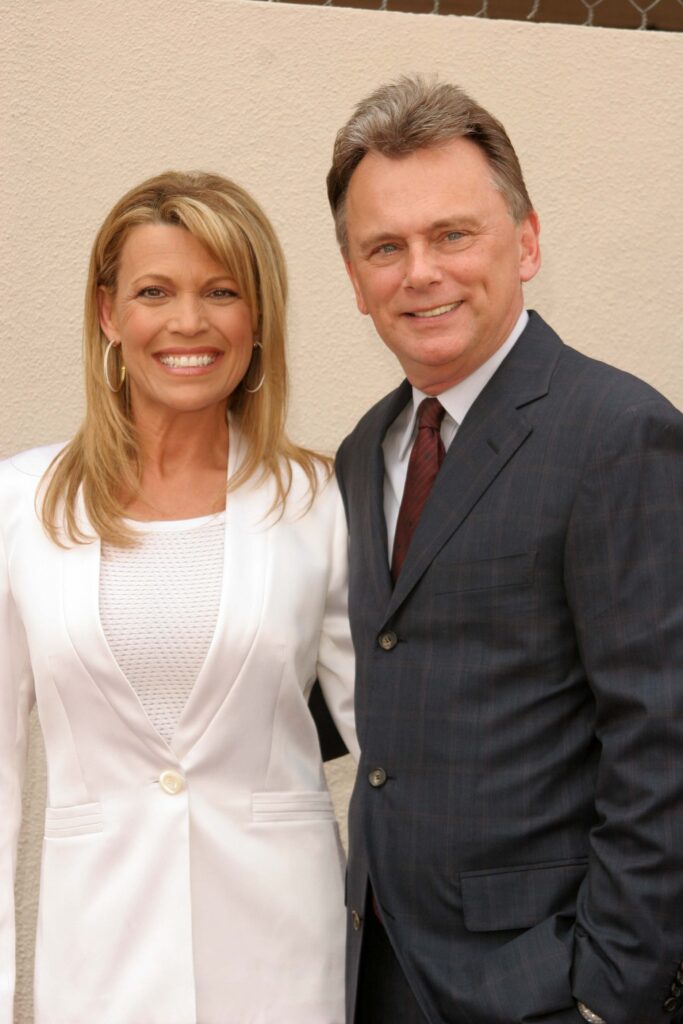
99, 513, 225, 744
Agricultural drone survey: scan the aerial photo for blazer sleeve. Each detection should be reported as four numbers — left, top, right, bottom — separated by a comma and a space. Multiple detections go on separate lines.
314, 476, 360, 762
0, 515, 35, 1024
564, 397, 683, 1024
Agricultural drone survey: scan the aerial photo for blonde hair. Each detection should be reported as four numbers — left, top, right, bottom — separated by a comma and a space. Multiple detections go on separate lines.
327, 75, 533, 250
40, 170, 327, 546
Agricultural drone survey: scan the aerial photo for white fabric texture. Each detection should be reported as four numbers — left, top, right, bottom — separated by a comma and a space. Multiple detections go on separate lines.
99, 513, 225, 744
0, 436, 357, 1024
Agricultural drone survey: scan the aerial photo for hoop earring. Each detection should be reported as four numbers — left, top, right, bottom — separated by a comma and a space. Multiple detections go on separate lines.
103, 339, 126, 393
244, 340, 264, 394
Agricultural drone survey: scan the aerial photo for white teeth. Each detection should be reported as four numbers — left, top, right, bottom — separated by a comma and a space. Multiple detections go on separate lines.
159, 353, 217, 368
411, 302, 459, 319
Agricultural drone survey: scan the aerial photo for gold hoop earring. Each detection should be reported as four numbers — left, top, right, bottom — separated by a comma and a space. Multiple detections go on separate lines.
104, 339, 126, 393
244, 340, 264, 394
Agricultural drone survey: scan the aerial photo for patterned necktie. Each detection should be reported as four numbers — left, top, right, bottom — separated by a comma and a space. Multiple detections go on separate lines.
391, 397, 446, 582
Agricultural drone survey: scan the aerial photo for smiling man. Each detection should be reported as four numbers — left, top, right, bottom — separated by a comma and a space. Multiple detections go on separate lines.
328, 77, 683, 1024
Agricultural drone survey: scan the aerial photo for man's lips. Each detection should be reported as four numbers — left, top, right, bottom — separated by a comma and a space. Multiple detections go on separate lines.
404, 301, 462, 319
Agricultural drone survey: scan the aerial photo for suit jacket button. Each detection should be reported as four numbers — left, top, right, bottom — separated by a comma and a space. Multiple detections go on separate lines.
159, 769, 185, 795
378, 630, 398, 651
663, 996, 679, 1013
351, 909, 362, 931
671, 984, 682, 998
368, 767, 387, 787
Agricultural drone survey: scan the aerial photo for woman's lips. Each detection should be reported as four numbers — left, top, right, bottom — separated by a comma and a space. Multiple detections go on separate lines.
157, 352, 218, 368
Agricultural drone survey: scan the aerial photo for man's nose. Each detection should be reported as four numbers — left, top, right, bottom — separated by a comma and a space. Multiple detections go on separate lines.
404, 243, 442, 288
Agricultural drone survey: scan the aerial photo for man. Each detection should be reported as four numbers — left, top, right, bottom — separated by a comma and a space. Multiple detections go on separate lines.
327, 76, 683, 1024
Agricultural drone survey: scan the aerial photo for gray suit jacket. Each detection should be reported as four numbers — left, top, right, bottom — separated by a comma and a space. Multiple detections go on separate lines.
336, 312, 683, 1024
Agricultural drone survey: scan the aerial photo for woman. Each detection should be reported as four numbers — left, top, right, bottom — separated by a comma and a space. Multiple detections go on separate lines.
0, 171, 357, 1024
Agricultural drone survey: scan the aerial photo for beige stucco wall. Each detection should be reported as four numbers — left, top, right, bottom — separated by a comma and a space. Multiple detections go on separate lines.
2, 1, 681, 1019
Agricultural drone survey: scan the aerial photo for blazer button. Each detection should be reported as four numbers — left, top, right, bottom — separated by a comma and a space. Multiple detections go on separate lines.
663, 996, 680, 1013
378, 630, 398, 651
368, 767, 387, 788
351, 909, 362, 931
671, 984, 682, 998
159, 769, 185, 795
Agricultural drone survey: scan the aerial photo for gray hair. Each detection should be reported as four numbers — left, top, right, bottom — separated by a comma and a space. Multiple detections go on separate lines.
327, 75, 533, 250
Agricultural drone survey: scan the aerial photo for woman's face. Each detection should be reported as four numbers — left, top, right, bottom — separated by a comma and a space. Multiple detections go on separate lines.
98, 223, 255, 423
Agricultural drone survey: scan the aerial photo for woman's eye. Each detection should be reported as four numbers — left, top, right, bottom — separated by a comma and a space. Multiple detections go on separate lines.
138, 286, 165, 298
209, 288, 238, 298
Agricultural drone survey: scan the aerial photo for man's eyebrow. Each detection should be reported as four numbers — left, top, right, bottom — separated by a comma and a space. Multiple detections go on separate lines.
356, 233, 398, 254
430, 216, 479, 231
356, 216, 480, 253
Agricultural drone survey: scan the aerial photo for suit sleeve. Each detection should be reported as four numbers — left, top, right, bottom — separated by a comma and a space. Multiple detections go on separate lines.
315, 474, 360, 762
564, 398, 683, 1024
0, 516, 35, 1024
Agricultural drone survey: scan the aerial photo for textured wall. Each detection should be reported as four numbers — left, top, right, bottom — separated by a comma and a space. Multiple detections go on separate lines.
2, 1, 682, 1019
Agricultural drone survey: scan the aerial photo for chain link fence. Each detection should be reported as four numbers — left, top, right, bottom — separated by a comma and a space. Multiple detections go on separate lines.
268, 0, 683, 31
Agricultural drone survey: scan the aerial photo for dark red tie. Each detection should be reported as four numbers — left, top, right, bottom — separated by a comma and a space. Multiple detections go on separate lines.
391, 397, 446, 582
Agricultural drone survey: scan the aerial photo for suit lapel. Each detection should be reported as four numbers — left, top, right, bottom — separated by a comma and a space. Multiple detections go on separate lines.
62, 423, 270, 762
352, 381, 412, 614
62, 493, 172, 758
171, 428, 269, 761
383, 313, 563, 623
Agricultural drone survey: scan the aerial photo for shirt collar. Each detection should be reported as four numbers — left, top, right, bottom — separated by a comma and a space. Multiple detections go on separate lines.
396, 309, 529, 460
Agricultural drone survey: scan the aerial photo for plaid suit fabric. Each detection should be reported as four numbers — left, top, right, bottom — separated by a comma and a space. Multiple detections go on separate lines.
336, 312, 683, 1024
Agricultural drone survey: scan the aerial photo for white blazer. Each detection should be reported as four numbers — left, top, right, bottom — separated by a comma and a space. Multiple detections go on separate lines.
0, 437, 358, 1024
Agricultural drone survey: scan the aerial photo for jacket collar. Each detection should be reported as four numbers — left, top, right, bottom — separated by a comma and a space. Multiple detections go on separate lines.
366, 311, 564, 624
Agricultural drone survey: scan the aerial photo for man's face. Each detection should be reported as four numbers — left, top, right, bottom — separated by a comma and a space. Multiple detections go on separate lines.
343, 138, 541, 394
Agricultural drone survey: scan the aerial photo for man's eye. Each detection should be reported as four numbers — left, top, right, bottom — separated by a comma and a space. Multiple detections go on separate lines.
445, 231, 464, 242
375, 243, 398, 256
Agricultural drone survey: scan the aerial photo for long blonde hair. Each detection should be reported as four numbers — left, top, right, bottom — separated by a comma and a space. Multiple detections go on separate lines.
40, 171, 326, 546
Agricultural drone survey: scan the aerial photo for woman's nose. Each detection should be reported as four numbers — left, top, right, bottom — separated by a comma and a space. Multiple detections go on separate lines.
169, 295, 208, 335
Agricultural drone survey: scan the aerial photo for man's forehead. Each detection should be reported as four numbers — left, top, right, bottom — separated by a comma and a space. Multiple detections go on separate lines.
351, 137, 487, 178
345, 141, 510, 247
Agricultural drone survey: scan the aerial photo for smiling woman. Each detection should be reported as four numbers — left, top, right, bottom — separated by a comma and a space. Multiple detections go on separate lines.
42, 171, 312, 540
0, 171, 357, 1024
97, 221, 256, 510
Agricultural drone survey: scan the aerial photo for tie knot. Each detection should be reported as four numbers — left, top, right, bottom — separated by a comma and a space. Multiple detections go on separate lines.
417, 397, 445, 433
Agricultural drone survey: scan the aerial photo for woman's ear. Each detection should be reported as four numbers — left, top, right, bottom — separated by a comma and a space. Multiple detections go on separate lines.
97, 286, 118, 340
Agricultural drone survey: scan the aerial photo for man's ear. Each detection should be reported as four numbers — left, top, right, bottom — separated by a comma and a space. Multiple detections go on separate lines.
342, 252, 370, 316
519, 210, 541, 284
97, 286, 118, 339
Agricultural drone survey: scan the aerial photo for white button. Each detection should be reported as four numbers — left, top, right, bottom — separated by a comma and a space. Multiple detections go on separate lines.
159, 770, 185, 795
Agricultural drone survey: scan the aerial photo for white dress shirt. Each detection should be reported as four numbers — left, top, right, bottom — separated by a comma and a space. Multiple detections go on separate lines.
383, 310, 529, 555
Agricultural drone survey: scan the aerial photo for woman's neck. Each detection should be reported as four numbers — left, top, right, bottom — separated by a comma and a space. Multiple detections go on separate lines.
126, 405, 230, 521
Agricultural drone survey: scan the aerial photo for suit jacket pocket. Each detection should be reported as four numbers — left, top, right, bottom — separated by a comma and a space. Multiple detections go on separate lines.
460, 856, 588, 932
252, 790, 336, 823
44, 801, 103, 838
433, 551, 536, 594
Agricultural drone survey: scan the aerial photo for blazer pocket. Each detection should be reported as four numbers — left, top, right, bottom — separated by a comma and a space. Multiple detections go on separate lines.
434, 552, 536, 594
252, 791, 336, 823
460, 856, 588, 932
44, 801, 104, 838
